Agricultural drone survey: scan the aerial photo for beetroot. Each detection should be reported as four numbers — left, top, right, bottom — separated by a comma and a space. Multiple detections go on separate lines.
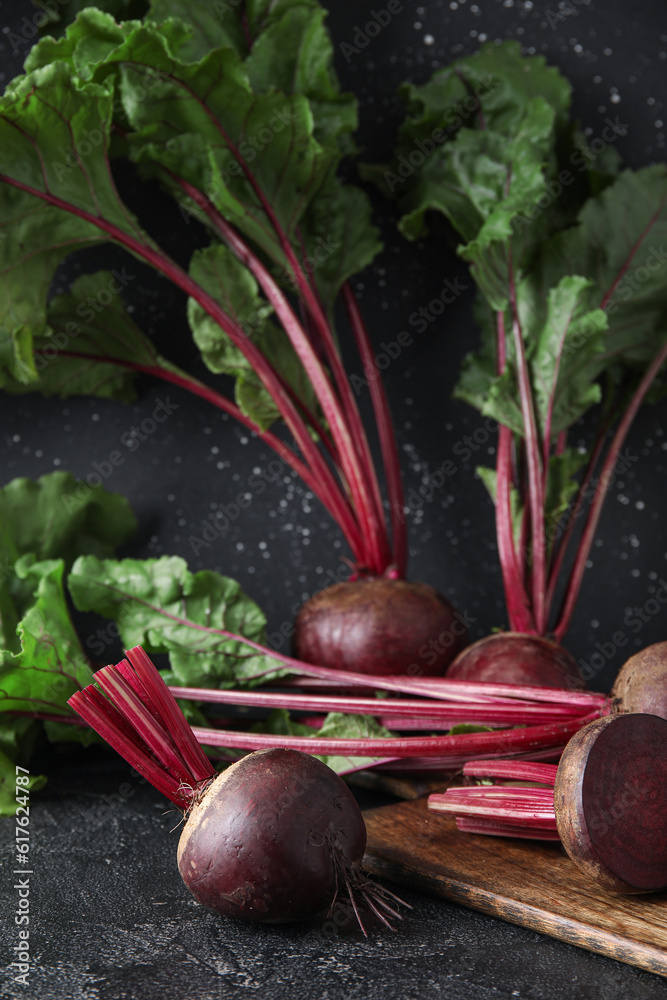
177, 747, 367, 922
445, 632, 584, 690
554, 713, 667, 893
69, 646, 405, 931
293, 578, 468, 677
611, 642, 667, 720
430, 713, 667, 893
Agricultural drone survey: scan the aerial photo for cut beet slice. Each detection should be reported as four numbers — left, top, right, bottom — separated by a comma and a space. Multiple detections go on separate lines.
555, 713, 667, 893
430, 713, 667, 894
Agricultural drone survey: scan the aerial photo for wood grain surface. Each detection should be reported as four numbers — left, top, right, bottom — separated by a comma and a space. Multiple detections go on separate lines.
363, 797, 667, 977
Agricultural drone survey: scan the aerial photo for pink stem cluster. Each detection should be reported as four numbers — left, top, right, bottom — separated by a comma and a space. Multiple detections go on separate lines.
428, 758, 561, 839
65, 647, 608, 788
69, 646, 214, 809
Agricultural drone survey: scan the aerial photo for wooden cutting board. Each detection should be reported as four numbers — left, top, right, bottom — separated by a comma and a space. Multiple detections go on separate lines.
362, 797, 667, 977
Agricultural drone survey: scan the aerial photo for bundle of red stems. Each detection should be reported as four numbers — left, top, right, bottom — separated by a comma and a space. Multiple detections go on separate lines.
64, 646, 610, 779
428, 760, 563, 839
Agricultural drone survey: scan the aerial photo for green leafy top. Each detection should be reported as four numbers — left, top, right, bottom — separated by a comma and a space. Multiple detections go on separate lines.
68, 554, 284, 687
0, 1, 380, 412
375, 41, 667, 639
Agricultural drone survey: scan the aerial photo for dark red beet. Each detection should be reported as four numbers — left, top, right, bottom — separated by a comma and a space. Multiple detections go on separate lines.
293, 578, 468, 677
435, 714, 667, 894
445, 632, 584, 690
177, 747, 367, 922
554, 713, 667, 893
611, 642, 667, 720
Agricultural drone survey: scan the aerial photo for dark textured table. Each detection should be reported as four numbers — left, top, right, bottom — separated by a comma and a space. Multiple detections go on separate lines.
2, 0, 667, 996
3, 749, 667, 1000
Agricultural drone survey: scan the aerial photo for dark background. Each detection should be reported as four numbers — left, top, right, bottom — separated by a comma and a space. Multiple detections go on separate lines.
2, 1, 667, 997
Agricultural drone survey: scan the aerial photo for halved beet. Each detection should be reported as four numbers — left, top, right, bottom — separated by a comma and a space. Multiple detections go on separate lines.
554, 713, 667, 893
445, 632, 584, 690
177, 747, 367, 922
611, 642, 667, 720
293, 578, 468, 677
432, 713, 667, 894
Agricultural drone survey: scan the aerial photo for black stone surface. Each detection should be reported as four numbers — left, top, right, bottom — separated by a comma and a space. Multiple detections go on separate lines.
2, 0, 667, 996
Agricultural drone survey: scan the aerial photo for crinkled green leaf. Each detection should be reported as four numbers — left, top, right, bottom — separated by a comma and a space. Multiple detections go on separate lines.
368, 42, 571, 255
0, 559, 94, 717
146, 0, 248, 60
74, 14, 376, 312
68, 554, 286, 687
0, 472, 136, 577
526, 276, 606, 437
37, 0, 149, 39
528, 167, 667, 378
244, 1, 357, 151
0, 57, 161, 386
2, 270, 177, 403
397, 41, 571, 142
294, 173, 383, 319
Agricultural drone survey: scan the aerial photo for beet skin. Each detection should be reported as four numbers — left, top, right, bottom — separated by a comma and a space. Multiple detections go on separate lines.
611, 641, 667, 720
446, 632, 585, 689
177, 748, 366, 923
293, 578, 468, 677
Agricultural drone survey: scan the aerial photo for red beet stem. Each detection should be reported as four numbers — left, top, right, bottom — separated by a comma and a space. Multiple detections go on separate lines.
68, 649, 216, 809
456, 817, 561, 840
191, 711, 600, 758
462, 761, 559, 785
342, 283, 407, 577
169, 685, 589, 725
125, 647, 212, 782
68, 687, 190, 805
